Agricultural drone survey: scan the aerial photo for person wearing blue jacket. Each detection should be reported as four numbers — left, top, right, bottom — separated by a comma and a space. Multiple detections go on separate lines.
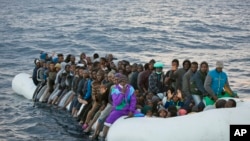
204, 61, 237, 102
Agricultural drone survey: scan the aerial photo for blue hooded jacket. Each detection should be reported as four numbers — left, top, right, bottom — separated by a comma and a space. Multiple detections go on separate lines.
208, 69, 227, 95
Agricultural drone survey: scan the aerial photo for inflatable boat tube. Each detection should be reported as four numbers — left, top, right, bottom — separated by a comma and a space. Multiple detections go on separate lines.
36, 85, 47, 101
77, 104, 85, 117
12, 73, 37, 100
12, 73, 73, 111
39, 85, 48, 102
58, 90, 72, 107
12, 73, 250, 141
107, 98, 250, 141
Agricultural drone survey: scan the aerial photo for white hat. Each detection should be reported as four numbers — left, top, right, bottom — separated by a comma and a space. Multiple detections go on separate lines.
216, 61, 224, 68
157, 93, 164, 100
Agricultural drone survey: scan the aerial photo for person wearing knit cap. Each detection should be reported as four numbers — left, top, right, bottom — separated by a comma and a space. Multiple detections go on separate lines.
118, 74, 129, 83
204, 60, 238, 105
40, 52, 48, 61
101, 74, 144, 140
148, 61, 165, 95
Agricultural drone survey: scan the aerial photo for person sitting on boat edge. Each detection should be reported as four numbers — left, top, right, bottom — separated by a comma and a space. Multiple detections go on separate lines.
41, 62, 57, 103
71, 69, 92, 118
204, 60, 238, 105
88, 72, 116, 139
62, 65, 81, 111
84, 72, 114, 134
51, 64, 73, 105
101, 74, 144, 140
190, 61, 209, 106
82, 69, 106, 130
77, 69, 97, 120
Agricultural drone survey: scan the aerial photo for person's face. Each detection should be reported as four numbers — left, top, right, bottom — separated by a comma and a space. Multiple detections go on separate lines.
137, 66, 143, 72
104, 73, 108, 80
81, 53, 86, 59
172, 95, 178, 102
70, 65, 76, 72
46, 63, 50, 68
55, 67, 60, 72
126, 65, 131, 73
78, 69, 84, 77
58, 56, 64, 63
146, 110, 153, 117
42, 62, 46, 68
155, 67, 162, 73
96, 73, 104, 82
108, 75, 114, 82
191, 64, 198, 73
118, 61, 122, 68
87, 64, 93, 71
49, 63, 55, 71
132, 65, 137, 72
146, 93, 153, 100
216, 67, 223, 72
110, 62, 116, 68
148, 101, 153, 107
65, 65, 71, 72
86, 57, 91, 63
119, 80, 127, 86
149, 63, 154, 70
172, 62, 178, 71
70, 57, 75, 63
91, 71, 97, 79
183, 62, 190, 70
113, 77, 119, 84
200, 64, 208, 73
83, 70, 89, 78
159, 110, 167, 118
36, 62, 40, 67
134, 90, 140, 96
74, 68, 79, 76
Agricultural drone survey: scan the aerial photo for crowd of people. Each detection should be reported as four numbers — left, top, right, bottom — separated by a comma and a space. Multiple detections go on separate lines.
32, 51, 238, 140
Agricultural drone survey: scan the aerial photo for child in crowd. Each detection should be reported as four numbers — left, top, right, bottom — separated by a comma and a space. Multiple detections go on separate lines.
166, 105, 178, 117
164, 89, 184, 110
141, 100, 153, 115
158, 106, 168, 118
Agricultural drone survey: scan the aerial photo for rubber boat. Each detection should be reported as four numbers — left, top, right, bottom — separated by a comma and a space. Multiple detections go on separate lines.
12, 73, 250, 141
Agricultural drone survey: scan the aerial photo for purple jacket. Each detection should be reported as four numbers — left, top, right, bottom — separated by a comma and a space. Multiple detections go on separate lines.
111, 84, 137, 113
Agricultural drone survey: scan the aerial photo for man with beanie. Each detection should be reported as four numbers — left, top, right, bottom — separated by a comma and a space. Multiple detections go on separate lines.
204, 61, 238, 102
148, 62, 165, 96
